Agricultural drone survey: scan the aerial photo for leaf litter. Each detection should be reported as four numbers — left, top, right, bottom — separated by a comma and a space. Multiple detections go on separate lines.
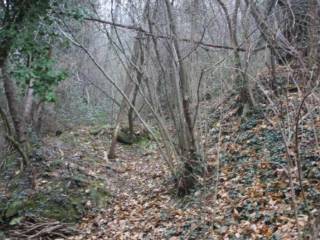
3, 95, 319, 239
67, 101, 319, 240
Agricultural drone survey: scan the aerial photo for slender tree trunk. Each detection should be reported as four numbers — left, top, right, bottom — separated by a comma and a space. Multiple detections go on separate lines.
2, 63, 25, 143
128, 42, 144, 136
108, 38, 142, 158
218, 0, 252, 110
190, 0, 200, 85
108, 2, 149, 159
108, 82, 134, 159
108, 122, 121, 159
0, 118, 29, 170
308, 0, 320, 79
1, 34, 30, 168
164, 0, 200, 194
0, 106, 12, 137
23, 78, 35, 125
34, 101, 44, 135
85, 87, 91, 105
1, 60, 29, 168
164, 0, 195, 152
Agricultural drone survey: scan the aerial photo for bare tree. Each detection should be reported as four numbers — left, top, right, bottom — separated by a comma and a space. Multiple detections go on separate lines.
217, 0, 253, 113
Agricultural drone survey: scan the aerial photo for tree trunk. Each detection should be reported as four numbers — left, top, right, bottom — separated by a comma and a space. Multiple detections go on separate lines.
1, 60, 29, 168
34, 101, 44, 135
164, 0, 200, 195
307, 0, 320, 79
23, 78, 35, 125
108, 122, 121, 159
128, 42, 144, 136
0, 106, 12, 137
218, 0, 252, 110
2, 62, 26, 143
108, 2, 149, 159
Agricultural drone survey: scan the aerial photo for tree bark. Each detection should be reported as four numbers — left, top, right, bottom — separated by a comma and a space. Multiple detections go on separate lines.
23, 78, 35, 125
108, 82, 135, 159
307, 0, 320, 79
1, 60, 29, 167
128, 42, 144, 136
217, 0, 252, 109
2, 61, 28, 145
107, 39, 143, 158
34, 101, 44, 135
164, 0, 200, 194
108, 1, 149, 159
0, 105, 12, 137
0, 105, 29, 171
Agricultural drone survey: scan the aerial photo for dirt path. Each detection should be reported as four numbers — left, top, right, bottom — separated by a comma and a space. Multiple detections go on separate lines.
100, 147, 172, 239
69, 139, 214, 240
62, 123, 319, 240
24, 126, 211, 240
2, 122, 318, 239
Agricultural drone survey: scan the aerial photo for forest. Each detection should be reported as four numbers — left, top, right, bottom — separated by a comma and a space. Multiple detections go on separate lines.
0, 0, 319, 239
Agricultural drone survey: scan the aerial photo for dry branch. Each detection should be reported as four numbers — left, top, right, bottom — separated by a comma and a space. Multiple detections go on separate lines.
8, 217, 79, 240
84, 17, 247, 52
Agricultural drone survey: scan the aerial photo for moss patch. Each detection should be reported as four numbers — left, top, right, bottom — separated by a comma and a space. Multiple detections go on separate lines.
1, 179, 110, 224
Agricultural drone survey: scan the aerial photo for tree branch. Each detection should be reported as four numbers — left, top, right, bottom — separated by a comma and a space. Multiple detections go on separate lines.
84, 17, 247, 52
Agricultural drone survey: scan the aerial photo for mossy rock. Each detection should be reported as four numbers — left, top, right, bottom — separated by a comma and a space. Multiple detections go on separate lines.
0, 231, 6, 240
0, 191, 85, 224
117, 128, 150, 145
2, 179, 111, 223
27, 192, 84, 222
90, 125, 109, 136
117, 130, 135, 144
1, 187, 110, 224
39, 198, 82, 222
1, 197, 31, 222
4, 199, 26, 219
0, 149, 111, 225
88, 180, 111, 209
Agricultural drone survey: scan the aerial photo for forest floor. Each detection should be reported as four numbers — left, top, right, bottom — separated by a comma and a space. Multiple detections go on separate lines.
1, 96, 320, 240
68, 109, 320, 240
